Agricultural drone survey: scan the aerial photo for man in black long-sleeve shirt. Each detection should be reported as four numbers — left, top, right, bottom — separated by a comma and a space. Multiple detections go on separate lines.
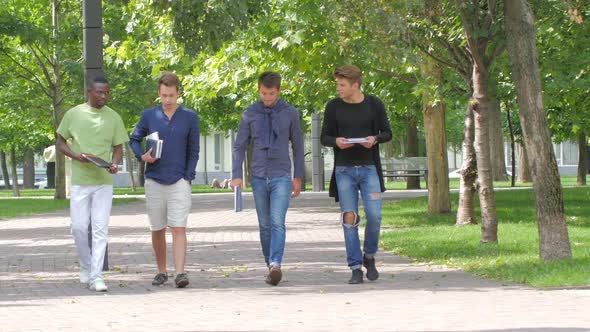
320, 65, 392, 284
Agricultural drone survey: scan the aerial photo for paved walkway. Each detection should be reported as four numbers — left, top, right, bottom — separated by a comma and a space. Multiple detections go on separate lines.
0, 191, 589, 332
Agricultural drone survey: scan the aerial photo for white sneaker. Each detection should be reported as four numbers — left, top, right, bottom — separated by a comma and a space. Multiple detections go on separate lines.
79, 267, 90, 284
89, 279, 108, 292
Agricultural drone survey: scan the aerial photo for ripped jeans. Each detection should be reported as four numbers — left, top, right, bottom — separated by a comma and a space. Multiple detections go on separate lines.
335, 165, 382, 270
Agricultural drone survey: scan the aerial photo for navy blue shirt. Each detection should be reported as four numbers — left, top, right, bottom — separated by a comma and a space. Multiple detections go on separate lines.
130, 105, 200, 185
232, 99, 304, 180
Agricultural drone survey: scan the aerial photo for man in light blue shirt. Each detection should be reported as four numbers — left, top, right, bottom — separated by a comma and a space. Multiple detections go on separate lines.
231, 71, 304, 286
130, 73, 199, 288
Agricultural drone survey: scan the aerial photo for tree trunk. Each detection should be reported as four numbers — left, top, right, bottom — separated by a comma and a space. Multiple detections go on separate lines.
506, 104, 516, 187
505, 0, 571, 260
138, 160, 145, 186
577, 132, 587, 186
9, 147, 20, 197
516, 143, 532, 183
0, 150, 10, 188
125, 143, 136, 191
489, 96, 508, 181
472, 63, 498, 243
421, 59, 451, 214
457, 102, 478, 226
23, 149, 35, 189
406, 116, 421, 190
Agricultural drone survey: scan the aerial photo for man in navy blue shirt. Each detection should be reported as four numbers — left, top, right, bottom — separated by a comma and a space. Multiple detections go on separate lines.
130, 73, 200, 288
231, 72, 304, 286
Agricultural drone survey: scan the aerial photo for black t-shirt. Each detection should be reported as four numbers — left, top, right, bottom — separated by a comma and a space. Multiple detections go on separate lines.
326, 97, 375, 166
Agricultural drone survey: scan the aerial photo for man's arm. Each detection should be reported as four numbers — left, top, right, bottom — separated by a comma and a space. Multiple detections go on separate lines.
374, 97, 392, 144
231, 112, 251, 189
129, 112, 148, 160
290, 109, 305, 197
56, 134, 88, 163
108, 144, 123, 174
184, 113, 200, 181
321, 102, 353, 150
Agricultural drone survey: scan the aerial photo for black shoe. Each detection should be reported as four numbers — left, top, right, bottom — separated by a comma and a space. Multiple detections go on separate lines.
363, 255, 380, 281
265, 266, 282, 286
174, 273, 189, 288
151, 272, 168, 286
348, 269, 363, 284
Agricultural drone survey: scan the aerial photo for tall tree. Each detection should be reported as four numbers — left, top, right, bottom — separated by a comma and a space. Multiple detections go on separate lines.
0, 0, 84, 199
504, 0, 571, 260
457, 0, 506, 242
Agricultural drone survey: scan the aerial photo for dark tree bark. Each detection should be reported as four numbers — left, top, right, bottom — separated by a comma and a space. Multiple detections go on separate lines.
23, 149, 35, 189
10, 147, 20, 197
506, 104, 516, 187
406, 116, 421, 190
516, 143, 532, 183
489, 96, 508, 181
577, 132, 587, 186
0, 151, 10, 188
505, 0, 572, 260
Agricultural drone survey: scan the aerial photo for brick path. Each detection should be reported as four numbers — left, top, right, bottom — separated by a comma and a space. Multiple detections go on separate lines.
0, 192, 589, 332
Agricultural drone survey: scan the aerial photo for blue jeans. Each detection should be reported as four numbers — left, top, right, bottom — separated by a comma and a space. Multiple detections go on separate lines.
250, 175, 292, 268
335, 165, 382, 270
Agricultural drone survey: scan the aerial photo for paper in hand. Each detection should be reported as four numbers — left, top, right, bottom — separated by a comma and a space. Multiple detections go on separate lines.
344, 137, 369, 144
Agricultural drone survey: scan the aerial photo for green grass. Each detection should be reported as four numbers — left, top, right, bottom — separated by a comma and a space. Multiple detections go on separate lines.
380, 186, 590, 287
0, 176, 580, 197
0, 198, 138, 220
383, 175, 581, 190
0, 185, 251, 197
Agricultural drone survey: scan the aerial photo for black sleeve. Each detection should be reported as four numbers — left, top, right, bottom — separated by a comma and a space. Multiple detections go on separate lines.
320, 100, 338, 147
373, 97, 392, 144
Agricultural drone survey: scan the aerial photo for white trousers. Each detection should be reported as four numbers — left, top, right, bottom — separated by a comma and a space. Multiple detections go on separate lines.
70, 185, 113, 283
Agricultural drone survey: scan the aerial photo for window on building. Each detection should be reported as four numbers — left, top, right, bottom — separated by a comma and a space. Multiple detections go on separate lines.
562, 141, 578, 166
214, 134, 223, 168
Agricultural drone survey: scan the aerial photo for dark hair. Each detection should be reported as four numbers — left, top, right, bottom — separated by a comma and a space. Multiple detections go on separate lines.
87, 76, 109, 88
158, 72, 181, 91
258, 71, 281, 89
334, 65, 363, 86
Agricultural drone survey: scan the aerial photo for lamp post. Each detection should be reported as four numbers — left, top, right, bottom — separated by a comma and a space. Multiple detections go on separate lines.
83, 0, 108, 271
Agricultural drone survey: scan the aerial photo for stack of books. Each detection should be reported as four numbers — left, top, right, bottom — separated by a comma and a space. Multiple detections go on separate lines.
146, 132, 163, 158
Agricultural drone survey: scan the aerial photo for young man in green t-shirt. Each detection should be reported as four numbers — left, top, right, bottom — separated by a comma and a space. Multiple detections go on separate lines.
56, 76, 129, 292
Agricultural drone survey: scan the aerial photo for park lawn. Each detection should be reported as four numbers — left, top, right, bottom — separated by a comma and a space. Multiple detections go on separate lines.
383, 175, 580, 190
380, 186, 590, 287
0, 185, 250, 197
0, 176, 580, 197
0, 198, 138, 220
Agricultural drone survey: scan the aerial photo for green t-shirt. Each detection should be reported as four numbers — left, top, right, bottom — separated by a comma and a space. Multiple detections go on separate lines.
57, 103, 129, 185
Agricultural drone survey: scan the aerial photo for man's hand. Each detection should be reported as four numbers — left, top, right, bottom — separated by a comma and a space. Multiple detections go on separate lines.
231, 178, 243, 190
361, 136, 377, 149
336, 137, 354, 150
292, 178, 301, 198
141, 148, 158, 164
76, 153, 91, 163
108, 164, 118, 174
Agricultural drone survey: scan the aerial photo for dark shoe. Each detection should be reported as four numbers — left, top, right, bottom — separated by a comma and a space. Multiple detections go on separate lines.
152, 272, 168, 286
348, 269, 364, 284
363, 255, 380, 281
265, 266, 282, 286
174, 273, 189, 288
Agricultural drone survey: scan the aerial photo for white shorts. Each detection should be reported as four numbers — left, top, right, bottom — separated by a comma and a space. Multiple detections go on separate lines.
145, 178, 192, 231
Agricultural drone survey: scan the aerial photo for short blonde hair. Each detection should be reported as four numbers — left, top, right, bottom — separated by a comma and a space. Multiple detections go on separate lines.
334, 65, 363, 86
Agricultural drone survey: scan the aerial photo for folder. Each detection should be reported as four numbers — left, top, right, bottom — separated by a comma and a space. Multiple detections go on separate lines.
234, 186, 243, 212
